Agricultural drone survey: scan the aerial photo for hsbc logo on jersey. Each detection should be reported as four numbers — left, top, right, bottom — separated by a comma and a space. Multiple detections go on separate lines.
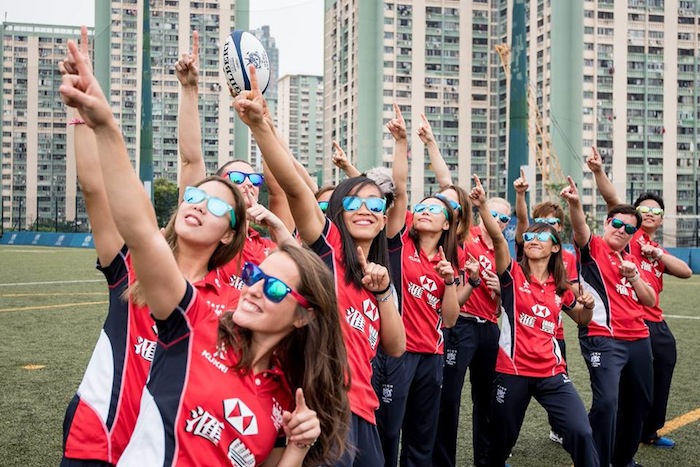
478, 255, 492, 271
531, 304, 551, 318
363, 299, 379, 322
223, 398, 259, 436
419, 275, 437, 292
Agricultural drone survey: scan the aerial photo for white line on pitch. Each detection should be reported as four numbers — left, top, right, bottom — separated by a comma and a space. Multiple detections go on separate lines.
0, 279, 102, 287
664, 314, 700, 320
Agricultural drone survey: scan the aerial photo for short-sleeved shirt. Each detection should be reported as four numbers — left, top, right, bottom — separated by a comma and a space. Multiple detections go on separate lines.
577, 235, 650, 341
516, 242, 579, 340
222, 227, 277, 290
629, 230, 666, 322
497, 260, 576, 377
460, 226, 500, 323
388, 212, 451, 354
310, 218, 383, 424
118, 282, 293, 466
63, 247, 238, 464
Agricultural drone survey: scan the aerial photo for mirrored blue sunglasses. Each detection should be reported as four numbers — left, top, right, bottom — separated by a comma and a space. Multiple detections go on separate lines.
490, 209, 511, 224
534, 217, 561, 226
414, 203, 449, 219
183, 186, 236, 228
342, 196, 386, 213
241, 262, 310, 307
523, 231, 558, 244
225, 170, 265, 187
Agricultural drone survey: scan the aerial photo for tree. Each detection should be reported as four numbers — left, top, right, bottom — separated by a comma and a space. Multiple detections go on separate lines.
154, 178, 179, 227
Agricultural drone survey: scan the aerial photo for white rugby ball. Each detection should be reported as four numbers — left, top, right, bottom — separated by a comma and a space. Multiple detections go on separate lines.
222, 30, 271, 95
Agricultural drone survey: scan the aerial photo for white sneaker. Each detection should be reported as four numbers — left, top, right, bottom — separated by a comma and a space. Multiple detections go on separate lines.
549, 430, 563, 444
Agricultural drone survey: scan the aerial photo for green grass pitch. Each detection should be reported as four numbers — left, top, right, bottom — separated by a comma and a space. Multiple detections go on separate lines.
0, 245, 698, 466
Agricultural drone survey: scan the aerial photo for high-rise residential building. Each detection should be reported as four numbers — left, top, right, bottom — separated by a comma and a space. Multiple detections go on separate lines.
1, 23, 93, 232
577, 0, 700, 246
277, 74, 325, 181
323, 0, 514, 200
93, 0, 249, 183
324, 0, 699, 246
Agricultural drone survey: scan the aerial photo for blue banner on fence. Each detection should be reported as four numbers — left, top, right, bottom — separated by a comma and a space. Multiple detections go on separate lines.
0, 232, 94, 249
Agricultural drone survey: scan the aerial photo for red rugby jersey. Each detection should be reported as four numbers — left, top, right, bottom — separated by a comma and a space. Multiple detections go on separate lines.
310, 218, 383, 424
118, 283, 293, 466
63, 247, 239, 464
630, 230, 666, 322
515, 243, 579, 340
497, 260, 575, 377
577, 235, 650, 340
460, 226, 500, 323
388, 212, 451, 354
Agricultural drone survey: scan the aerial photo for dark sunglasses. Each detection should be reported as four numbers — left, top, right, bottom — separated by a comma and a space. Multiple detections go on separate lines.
225, 170, 265, 187
490, 209, 511, 224
610, 218, 638, 235
241, 262, 310, 307
636, 206, 664, 216
414, 203, 449, 219
183, 186, 236, 228
435, 193, 461, 212
523, 231, 558, 244
534, 217, 561, 226
342, 196, 386, 213
318, 201, 329, 213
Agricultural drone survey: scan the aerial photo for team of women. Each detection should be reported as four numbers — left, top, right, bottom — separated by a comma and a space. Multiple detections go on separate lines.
57, 29, 691, 467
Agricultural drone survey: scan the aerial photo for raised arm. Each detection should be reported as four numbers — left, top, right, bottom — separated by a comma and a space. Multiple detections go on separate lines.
176, 31, 206, 199
331, 140, 361, 178
60, 40, 185, 320
513, 167, 529, 244
61, 27, 123, 266
417, 113, 453, 189
470, 175, 510, 275
235, 67, 326, 244
561, 176, 591, 248
386, 103, 408, 239
587, 146, 622, 210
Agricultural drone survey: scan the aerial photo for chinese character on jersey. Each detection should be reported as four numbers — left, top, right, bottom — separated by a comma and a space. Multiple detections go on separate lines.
134, 336, 157, 362
185, 406, 224, 445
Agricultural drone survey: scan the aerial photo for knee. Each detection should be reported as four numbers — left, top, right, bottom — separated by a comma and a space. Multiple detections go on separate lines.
591, 390, 618, 415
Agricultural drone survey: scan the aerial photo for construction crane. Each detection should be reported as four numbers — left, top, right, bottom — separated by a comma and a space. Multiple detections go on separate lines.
495, 44, 566, 199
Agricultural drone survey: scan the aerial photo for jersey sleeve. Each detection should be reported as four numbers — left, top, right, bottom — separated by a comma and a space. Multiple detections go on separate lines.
95, 244, 130, 285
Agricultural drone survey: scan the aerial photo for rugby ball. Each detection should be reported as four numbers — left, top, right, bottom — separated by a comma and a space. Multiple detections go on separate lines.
222, 30, 271, 95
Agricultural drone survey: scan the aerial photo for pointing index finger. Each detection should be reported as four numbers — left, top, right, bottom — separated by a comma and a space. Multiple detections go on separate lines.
248, 64, 260, 94
567, 175, 576, 190
520, 167, 525, 180
295, 388, 307, 410
356, 246, 368, 271
472, 174, 483, 188
192, 30, 199, 60
80, 25, 88, 57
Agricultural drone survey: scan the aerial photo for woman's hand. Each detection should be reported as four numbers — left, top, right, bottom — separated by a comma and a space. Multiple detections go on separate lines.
175, 31, 199, 88
283, 388, 320, 451
357, 246, 391, 294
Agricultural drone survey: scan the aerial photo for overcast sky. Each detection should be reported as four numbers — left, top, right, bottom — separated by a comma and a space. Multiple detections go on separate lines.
0, 0, 324, 76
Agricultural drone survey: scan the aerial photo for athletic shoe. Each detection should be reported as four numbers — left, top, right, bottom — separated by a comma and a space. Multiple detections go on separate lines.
642, 435, 676, 448
549, 430, 563, 444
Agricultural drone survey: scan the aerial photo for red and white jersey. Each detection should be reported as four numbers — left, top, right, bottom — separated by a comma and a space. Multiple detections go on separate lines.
118, 283, 293, 466
497, 260, 576, 377
630, 230, 666, 322
222, 227, 277, 291
460, 226, 500, 323
388, 212, 452, 354
63, 246, 238, 464
577, 235, 650, 341
310, 218, 383, 424
516, 243, 579, 340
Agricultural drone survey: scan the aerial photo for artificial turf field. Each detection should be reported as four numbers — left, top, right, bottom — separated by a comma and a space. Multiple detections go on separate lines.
0, 245, 698, 466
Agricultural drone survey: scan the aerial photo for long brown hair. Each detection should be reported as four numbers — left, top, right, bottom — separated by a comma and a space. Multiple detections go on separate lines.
518, 223, 568, 296
441, 185, 472, 244
218, 243, 351, 465
409, 195, 459, 269
126, 176, 247, 306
